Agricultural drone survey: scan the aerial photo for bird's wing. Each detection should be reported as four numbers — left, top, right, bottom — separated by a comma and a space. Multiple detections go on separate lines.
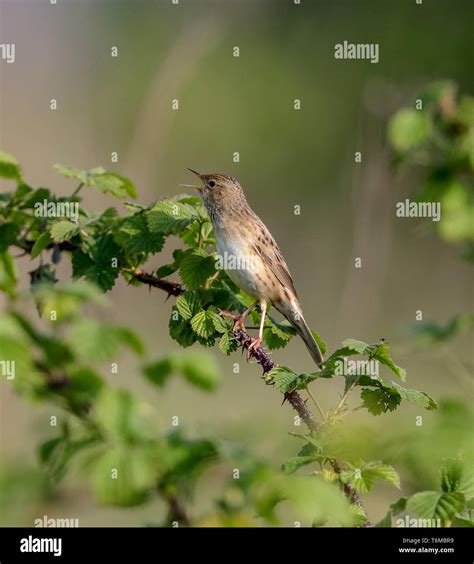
251, 219, 298, 298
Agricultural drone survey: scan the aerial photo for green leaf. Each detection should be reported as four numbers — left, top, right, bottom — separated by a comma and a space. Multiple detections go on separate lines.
282, 475, 353, 526
70, 318, 144, 360
211, 312, 229, 333
341, 461, 400, 493
155, 262, 178, 278
371, 344, 406, 381
388, 109, 430, 153
219, 331, 239, 355
282, 456, 320, 474
263, 318, 296, 350
179, 249, 216, 290
0, 151, 21, 180
175, 292, 201, 321
50, 220, 80, 243
179, 351, 220, 391
391, 381, 438, 411
94, 388, 147, 442
190, 310, 217, 339
406, 491, 465, 525
0, 222, 19, 252
39, 433, 99, 483
71, 236, 119, 291
339, 339, 406, 381
341, 339, 369, 354
54, 164, 90, 184
114, 212, 165, 254
0, 251, 19, 297
360, 387, 401, 415
90, 445, 156, 506
146, 199, 198, 235
31, 232, 53, 258
169, 312, 197, 348
143, 357, 175, 387
440, 458, 474, 498
144, 351, 219, 391
93, 172, 137, 199
31, 280, 107, 321
55, 165, 136, 199
266, 366, 297, 392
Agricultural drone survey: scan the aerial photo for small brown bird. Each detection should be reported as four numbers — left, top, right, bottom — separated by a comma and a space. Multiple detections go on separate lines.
182, 169, 324, 365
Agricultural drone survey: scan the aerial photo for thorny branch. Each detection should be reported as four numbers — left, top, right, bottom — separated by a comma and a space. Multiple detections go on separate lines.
233, 330, 372, 527
20, 238, 370, 526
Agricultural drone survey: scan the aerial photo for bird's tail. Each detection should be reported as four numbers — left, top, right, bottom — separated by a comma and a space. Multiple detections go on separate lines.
274, 301, 324, 366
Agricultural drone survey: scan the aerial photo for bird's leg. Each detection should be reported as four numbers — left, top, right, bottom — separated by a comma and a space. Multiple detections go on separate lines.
247, 300, 267, 357
220, 301, 257, 332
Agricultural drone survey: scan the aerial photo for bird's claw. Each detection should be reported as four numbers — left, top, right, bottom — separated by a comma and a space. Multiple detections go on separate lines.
246, 337, 263, 359
219, 309, 246, 332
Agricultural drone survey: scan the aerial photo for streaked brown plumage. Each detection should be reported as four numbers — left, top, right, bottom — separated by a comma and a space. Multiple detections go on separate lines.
182, 169, 323, 365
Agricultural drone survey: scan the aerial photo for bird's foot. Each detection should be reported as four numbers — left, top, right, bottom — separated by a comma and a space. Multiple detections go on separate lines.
246, 337, 263, 359
219, 309, 246, 332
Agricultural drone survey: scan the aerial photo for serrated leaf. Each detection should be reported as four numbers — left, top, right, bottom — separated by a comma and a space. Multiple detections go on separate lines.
93, 172, 137, 199
50, 220, 80, 243
266, 366, 297, 392
169, 310, 197, 348
179, 249, 216, 290
175, 292, 201, 321
211, 312, 229, 333
54, 164, 90, 184
440, 458, 474, 498
219, 331, 239, 355
341, 339, 369, 354
282, 456, 320, 474
405, 491, 465, 525
360, 387, 401, 415
55, 165, 136, 199
391, 381, 438, 410
341, 461, 400, 493
71, 236, 119, 291
146, 200, 198, 235
190, 310, 217, 339
114, 212, 165, 254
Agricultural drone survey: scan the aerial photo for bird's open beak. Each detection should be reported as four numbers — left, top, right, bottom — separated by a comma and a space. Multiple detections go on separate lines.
179, 168, 204, 191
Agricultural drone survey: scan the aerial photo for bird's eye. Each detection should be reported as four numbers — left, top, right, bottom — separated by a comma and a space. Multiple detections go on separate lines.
208, 180, 216, 188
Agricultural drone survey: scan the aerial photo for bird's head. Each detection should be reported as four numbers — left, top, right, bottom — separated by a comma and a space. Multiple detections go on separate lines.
180, 169, 245, 214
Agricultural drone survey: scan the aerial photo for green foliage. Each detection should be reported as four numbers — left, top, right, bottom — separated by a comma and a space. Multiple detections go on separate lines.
0, 149, 449, 527
388, 82, 474, 258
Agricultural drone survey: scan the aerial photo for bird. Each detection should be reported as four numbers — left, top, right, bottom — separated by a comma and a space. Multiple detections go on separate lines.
180, 168, 324, 366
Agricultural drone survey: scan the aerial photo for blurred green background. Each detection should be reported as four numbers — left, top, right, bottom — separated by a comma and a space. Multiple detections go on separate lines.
0, 0, 472, 525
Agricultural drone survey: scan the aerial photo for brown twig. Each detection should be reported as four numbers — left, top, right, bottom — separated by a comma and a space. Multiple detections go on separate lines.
233, 329, 372, 527
131, 269, 184, 297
